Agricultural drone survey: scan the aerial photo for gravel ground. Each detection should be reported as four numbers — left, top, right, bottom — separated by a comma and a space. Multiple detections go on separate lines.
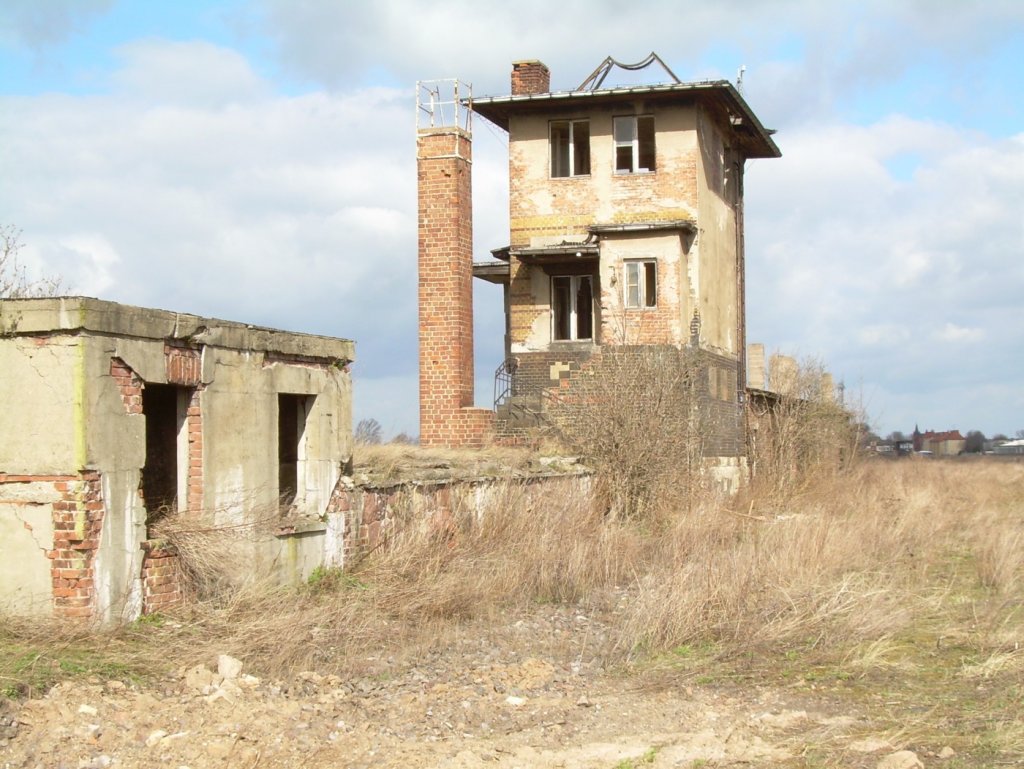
1, 605, 940, 769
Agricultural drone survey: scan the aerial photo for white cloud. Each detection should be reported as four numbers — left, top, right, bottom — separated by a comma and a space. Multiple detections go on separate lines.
111, 40, 268, 107
934, 323, 984, 344
5, 2, 1024, 439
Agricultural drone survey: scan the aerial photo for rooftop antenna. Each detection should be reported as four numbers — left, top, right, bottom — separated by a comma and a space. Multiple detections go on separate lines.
736, 65, 746, 93
577, 52, 681, 91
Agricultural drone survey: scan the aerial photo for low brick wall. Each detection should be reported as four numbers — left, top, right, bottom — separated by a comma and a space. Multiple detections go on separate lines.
140, 539, 184, 614
275, 470, 593, 577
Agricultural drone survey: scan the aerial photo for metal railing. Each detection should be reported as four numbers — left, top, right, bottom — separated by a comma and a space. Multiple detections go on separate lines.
493, 357, 519, 409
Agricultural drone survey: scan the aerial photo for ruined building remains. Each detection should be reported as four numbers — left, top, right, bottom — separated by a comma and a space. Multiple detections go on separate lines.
0, 298, 354, 621
419, 55, 780, 451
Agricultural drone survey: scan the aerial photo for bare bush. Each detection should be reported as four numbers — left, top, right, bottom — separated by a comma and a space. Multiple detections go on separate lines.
149, 506, 284, 603
747, 357, 862, 498
1, 225, 64, 298
543, 346, 712, 520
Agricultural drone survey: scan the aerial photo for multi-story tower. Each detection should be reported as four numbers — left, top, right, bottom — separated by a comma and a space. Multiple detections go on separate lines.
472, 56, 780, 455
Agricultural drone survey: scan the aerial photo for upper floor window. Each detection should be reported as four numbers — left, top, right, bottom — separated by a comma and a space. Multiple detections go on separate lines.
614, 115, 655, 173
624, 260, 657, 308
552, 274, 594, 341
550, 120, 590, 177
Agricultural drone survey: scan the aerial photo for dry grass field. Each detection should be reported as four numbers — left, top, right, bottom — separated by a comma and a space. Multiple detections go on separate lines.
2, 457, 1022, 767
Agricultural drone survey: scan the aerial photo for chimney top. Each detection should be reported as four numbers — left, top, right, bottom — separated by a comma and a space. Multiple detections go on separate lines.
511, 60, 550, 96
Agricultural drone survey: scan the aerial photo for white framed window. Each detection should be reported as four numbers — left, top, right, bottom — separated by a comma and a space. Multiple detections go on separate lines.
550, 120, 591, 177
624, 260, 657, 308
551, 275, 594, 341
613, 115, 655, 173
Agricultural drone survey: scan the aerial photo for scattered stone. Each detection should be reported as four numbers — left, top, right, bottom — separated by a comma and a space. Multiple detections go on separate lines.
505, 696, 526, 707
146, 729, 168, 747
576, 695, 592, 707
104, 680, 126, 691
184, 664, 218, 693
78, 703, 99, 717
217, 654, 244, 681
877, 750, 924, 769
938, 746, 956, 759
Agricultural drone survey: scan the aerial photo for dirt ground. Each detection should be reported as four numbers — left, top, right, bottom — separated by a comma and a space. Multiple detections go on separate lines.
1, 603, 950, 769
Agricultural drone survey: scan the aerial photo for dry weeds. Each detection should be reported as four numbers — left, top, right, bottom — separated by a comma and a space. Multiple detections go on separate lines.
3, 459, 1023, 765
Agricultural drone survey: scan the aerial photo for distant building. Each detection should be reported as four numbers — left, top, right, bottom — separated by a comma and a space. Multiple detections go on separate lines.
993, 439, 1024, 456
912, 427, 966, 456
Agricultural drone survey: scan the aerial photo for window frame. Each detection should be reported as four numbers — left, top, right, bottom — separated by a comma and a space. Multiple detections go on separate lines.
623, 260, 657, 309
550, 119, 591, 178
613, 115, 656, 174
551, 274, 595, 341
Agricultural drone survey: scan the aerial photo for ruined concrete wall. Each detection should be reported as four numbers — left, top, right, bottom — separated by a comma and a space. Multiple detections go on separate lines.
271, 472, 594, 580
0, 298, 354, 622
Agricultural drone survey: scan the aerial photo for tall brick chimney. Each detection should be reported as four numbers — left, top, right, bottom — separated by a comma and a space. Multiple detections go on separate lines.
416, 81, 494, 447
511, 60, 550, 95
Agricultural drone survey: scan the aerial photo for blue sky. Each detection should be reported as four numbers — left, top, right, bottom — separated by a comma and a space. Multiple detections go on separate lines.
2, 0, 1022, 438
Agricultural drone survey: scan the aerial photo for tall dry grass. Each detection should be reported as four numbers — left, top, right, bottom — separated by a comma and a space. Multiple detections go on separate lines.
3, 458, 1022, 692
625, 459, 1024, 654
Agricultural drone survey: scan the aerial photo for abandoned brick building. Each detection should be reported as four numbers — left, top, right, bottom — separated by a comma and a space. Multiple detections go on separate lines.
418, 54, 781, 452
0, 298, 354, 621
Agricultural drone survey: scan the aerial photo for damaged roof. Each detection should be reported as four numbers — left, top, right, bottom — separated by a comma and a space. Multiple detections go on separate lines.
471, 79, 781, 159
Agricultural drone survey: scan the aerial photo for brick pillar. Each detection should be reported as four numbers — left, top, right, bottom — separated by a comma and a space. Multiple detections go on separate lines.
418, 127, 485, 447
418, 127, 473, 441
511, 60, 550, 95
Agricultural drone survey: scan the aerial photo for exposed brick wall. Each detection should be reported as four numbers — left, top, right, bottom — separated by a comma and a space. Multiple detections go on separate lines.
185, 388, 203, 512
513, 350, 594, 400
165, 343, 201, 387
110, 357, 143, 414
140, 539, 183, 614
511, 60, 550, 95
417, 127, 494, 447
48, 472, 105, 618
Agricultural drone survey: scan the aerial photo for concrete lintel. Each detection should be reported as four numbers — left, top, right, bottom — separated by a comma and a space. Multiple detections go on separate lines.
0, 297, 355, 363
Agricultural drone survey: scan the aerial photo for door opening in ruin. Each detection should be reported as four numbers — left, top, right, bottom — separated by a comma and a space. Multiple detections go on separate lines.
278, 394, 314, 508
142, 383, 190, 522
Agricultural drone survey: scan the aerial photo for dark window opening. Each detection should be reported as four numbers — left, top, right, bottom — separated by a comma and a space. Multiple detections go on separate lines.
142, 384, 187, 522
278, 394, 312, 507
550, 120, 590, 177
552, 275, 594, 341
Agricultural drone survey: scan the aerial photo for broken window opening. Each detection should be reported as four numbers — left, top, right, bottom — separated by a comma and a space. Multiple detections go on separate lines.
142, 384, 190, 523
552, 275, 594, 341
613, 115, 655, 173
624, 260, 657, 308
550, 120, 590, 178
278, 393, 313, 508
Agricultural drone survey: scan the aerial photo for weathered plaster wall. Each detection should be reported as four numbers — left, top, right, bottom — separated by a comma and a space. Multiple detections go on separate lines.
598, 232, 687, 346
0, 480, 58, 615
506, 103, 702, 354
694, 107, 741, 359
202, 349, 352, 522
507, 104, 700, 247
0, 336, 83, 475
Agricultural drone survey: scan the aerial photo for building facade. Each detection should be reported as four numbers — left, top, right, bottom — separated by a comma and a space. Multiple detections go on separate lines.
470, 57, 780, 452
